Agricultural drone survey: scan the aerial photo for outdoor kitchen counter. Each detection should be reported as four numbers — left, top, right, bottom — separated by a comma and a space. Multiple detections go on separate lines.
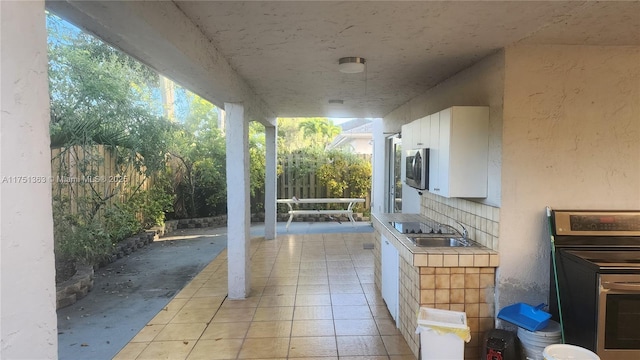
372, 212, 499, 268
372, 212, 500, 358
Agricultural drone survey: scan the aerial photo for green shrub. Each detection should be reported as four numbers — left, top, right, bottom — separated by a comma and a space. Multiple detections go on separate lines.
316, 150, 372, 212
102, 205, 140, 243
53, 198, 113, 266
124, 177, 174, 229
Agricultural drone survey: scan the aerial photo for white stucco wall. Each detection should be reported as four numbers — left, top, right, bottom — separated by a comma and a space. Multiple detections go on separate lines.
380, 44, 639, 319
1, 1, 58, 358
348, 137, 373, 155
498, 45, 640, 308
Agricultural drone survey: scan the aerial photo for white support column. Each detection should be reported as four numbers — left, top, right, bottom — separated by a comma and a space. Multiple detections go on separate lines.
264, 123, 277, 240
1, 1, 58, 358
225, 103, 251, 299
371, 118, 387, 214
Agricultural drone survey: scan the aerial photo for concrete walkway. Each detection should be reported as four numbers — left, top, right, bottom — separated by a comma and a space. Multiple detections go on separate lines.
57, 221, 373, 360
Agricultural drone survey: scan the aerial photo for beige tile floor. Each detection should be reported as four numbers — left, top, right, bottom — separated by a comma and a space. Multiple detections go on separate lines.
114, 232, 416, 360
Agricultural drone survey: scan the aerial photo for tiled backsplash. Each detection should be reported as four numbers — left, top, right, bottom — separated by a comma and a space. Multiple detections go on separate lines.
421, 192, 499, 250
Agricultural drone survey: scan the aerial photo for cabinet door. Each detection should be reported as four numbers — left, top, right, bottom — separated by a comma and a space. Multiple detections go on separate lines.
415, 116, 429, 148
403, 116, 431, 150
437, 108, 452, 196
401, 123, 412, 150
428, 106, 489, 198
428, 113, 440, 193
447, 106, 489, 198
400, 124, 411, 149
381, 235, 399, 326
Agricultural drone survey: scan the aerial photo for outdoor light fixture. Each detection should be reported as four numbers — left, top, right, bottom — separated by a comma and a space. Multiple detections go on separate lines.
338, 57, 366, 73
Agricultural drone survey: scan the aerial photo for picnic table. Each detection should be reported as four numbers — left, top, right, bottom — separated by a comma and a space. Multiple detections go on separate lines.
277, 198, 365, 230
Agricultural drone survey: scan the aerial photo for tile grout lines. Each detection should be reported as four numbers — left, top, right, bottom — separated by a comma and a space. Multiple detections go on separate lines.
117, 232, 412, 359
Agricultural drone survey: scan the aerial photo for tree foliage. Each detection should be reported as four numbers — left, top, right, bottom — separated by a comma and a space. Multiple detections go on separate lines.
47, 13, 174, 267
277, 117, 340, 153
297, 117, 341, 147
46, 12, 372, 263
167, 89, 227, 218
316, 150, 372, 205
249, 122, 267, 213
47, 12, 232, 224
48, 13, 171, 176
267, 117, 373, 214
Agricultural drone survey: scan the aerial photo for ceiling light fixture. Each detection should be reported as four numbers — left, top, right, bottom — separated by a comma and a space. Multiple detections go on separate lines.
338, 57, 366, 73
328, 99, 344, 105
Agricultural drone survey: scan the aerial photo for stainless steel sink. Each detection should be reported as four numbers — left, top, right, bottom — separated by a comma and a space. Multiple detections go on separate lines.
408, 236, 475, 247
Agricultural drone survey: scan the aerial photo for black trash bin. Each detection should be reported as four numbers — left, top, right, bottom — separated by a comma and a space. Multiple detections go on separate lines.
482, 329, 519, 360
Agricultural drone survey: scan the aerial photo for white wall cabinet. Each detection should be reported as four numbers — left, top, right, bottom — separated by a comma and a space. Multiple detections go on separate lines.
429, 106, 489, 198
401, 123, 414, 150
402, 106, 489, 198
401, 116, 429, 150
381, 234, 399, 327
414, 115, 429, 148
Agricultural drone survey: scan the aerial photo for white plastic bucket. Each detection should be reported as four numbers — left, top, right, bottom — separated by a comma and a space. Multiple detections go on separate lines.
542, 344, 600, 360
517, 321, 562, 360
519, 321, 562, 338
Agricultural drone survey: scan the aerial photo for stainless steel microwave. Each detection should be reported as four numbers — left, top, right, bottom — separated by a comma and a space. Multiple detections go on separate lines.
405, 148, 429, 190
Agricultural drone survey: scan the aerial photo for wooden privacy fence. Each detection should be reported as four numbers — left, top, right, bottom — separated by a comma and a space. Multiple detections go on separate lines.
51, 147, 370, 217
277, 153, 371, 211
51, 145, 150, 216
278, 154, 326, 200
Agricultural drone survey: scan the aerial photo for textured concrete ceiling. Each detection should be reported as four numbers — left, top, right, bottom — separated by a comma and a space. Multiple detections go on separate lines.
174, 1, 639, 118
49, 1, 640, 119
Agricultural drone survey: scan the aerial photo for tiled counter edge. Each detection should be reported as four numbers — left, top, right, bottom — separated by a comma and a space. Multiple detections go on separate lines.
372, 213, 500, 360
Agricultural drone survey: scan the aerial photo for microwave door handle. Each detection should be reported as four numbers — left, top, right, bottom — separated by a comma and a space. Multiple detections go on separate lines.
602, 281, 640, 292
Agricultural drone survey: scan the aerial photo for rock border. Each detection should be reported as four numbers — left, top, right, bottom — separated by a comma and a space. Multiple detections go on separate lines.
56, 265, 94, 309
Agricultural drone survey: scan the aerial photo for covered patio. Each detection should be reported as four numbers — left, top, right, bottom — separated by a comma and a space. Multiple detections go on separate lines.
114, 229, 414, 359
2, 1, 638, 359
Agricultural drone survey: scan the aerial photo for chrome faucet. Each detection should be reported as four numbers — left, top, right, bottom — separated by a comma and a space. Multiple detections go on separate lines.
455, 221, 468, 240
